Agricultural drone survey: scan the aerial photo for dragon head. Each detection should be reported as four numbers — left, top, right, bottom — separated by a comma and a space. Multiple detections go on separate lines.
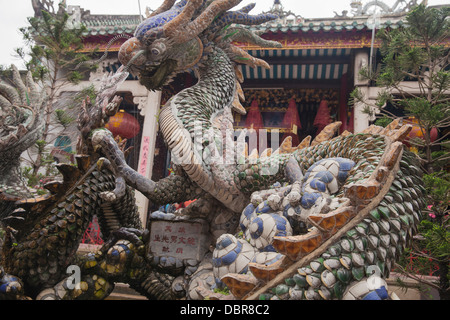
118, 0, 205, 90
76, 67, 128, 154
0, 65, 46, 189
118, 0, 280, 91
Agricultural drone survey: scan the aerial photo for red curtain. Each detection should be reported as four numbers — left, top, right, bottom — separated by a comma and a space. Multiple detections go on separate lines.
281, 98, 302, 145
314, 100, 331, 135
245, 100, 264, 130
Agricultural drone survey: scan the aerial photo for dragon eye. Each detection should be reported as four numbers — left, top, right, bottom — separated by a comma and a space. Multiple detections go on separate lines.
150, 42, 166, 59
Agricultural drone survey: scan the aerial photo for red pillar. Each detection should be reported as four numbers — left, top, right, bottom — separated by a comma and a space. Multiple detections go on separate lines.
338, 72, 349, 133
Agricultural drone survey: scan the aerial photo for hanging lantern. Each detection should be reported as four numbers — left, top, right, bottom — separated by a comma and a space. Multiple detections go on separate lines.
313, 100, 332, 135
404, 117, 438, 147
245, 100, 264, 131
105, 110, 141, 139
282, 98, 302, 145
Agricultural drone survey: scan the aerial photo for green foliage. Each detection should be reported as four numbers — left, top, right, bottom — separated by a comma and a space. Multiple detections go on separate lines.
360, 5, 450, 298
21, 166, 49, 196
213, 286, 230, 295
374, 116, 393, 128
67, 70, 83, 84
13, 7, 99, 179
400, 98, 449, 128
35, 139, 47, 154
396, 246, 439, 278
375, 5, 450, 97
55, 109, 75, 128
75, 85, 98, 104
418, 219, 449, 262
354, 4, 450, 173
0, 65, 13, 79
423, 172, 450, 216
17, 9, 97, 82
348, 87, 364, 107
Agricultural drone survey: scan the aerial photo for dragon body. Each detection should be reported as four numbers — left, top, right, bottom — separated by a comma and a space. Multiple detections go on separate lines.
0, 66, 46, 197
0, 0, 426, 300
0, 67, 143, 299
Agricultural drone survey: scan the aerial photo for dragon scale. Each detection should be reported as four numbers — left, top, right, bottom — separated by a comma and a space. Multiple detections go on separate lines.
1, 162, 142, 299
158, 45, 249, 213
218, 128, 426, 300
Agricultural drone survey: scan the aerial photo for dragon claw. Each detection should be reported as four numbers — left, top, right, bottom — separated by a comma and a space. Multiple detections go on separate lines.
100, 191, 117, 202
0, 267, 26, 300
103, 227, 147, 250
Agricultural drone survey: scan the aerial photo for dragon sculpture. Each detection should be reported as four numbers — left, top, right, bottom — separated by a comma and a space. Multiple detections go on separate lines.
350, 0, 421, 16
0, 0, 425, 301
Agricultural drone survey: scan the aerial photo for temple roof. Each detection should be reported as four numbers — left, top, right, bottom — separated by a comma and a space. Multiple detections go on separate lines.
77, 12, 406, 39
33, 0, 448, 38
247, 15, 405, 34
66, 5, 142, 36
69, 1, 411, 38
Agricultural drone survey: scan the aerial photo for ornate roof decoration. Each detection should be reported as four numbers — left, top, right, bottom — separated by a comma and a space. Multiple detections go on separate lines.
66, 0, 418, 39
261, 0, 304, 25
60, 0, 449, 54
35, 0, 442, 40
67, 5, 142, 36
349, 0, 424, 16
32, 0, 67, 17
246, 0, 412, 34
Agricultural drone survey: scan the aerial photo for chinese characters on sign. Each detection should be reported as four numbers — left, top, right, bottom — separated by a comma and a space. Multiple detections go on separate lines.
149, 221, 208, 260
139, 136, 151, 176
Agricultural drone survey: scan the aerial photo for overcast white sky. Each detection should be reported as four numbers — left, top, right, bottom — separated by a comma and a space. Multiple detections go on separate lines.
1, 0, 448, 68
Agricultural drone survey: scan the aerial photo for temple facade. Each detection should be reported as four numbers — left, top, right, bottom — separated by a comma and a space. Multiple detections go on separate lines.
33, 0, 442, 223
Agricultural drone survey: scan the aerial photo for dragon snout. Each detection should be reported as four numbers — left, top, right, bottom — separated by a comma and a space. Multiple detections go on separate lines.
91, 129, 110, 153
118, 37, 146, 67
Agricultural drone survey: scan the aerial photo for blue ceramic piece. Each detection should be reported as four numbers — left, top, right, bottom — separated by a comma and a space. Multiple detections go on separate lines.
252, 252, 284, 265
337, 170, 350, 182
362, 286, 390, 301
362, 291, 382, 300
316, 170, 334, 183
219, 235, 233, 248
375, 286, 389, 299
338, 159, 356, 171
303, 171, 311, 180
272, 182, 282, 188
256, 201, 272, 214
282, 203, 291, 216
262, 244, 277, 252
250, 217, 264, 239
272, 214, 287, 231
243, 203, 255, 218
310, 179, 327, 192
221, 249, 238, 265
134, 0, 186, 39
301, 192, 321, 209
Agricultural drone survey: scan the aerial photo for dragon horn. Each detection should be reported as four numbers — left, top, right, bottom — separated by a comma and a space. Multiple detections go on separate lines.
148, 0, 177, 18
239, 3, 256, 13
165, 0, 243, 43
11, 65, 28, 104
163, 0, 204, 39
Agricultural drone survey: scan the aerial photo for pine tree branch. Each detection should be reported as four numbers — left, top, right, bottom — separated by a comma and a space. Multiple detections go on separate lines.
394, 262, 442, 291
